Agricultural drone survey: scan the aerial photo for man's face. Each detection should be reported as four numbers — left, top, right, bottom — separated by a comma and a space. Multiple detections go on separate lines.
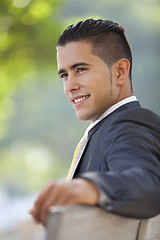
57, 41, 120, 122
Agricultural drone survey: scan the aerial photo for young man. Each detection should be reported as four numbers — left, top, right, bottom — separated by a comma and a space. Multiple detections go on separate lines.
30, 19, 160, 225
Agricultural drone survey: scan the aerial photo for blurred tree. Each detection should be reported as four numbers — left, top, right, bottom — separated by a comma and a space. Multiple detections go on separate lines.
0, 0, 63, 139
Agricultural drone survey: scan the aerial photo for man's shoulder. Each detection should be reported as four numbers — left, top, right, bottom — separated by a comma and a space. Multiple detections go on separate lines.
117, 104, 160, 123
99, 101, 160, 135
105, 101, 160, 123
89, 101, 160, 137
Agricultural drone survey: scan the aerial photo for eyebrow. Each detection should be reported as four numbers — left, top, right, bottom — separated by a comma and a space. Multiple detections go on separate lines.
58, 62, 91, 75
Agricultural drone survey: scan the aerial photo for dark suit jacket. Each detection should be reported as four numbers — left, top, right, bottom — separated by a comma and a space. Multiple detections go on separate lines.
74, 101, 160, 219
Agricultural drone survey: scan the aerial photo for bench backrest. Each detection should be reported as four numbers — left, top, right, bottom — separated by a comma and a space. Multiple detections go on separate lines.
46, 205, 160, 240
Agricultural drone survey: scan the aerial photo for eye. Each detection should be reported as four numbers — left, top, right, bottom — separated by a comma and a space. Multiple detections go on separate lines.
77, 67, 87, 73
60, 73, 68, 79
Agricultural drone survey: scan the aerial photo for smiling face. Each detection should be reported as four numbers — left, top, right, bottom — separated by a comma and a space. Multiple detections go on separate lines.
57, 41, 129, 122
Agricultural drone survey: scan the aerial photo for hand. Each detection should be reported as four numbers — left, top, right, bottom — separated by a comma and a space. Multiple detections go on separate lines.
29, 178, 99, 226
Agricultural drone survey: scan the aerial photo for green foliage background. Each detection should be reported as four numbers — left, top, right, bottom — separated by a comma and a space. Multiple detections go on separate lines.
0, 0, 62, 137
0, 0, 160, 195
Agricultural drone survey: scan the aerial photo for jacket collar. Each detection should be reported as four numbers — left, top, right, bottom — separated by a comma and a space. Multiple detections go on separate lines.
88, 101, 141, 141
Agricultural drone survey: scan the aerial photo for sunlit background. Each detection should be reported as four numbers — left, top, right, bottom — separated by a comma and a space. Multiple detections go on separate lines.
0, 0, 160, 239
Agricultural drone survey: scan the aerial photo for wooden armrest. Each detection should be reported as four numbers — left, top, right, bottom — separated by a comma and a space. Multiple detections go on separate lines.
46, 205, 160, 240
45, 205, 141, 240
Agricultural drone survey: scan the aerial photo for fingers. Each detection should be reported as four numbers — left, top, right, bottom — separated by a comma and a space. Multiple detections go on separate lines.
37, 181, 79, 224
32, 181, 57, 224
29, 178, 100, 226
39, 186, 74, 225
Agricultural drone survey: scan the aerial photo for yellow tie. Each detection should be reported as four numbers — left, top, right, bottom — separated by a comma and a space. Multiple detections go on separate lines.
66, 138, 84, 181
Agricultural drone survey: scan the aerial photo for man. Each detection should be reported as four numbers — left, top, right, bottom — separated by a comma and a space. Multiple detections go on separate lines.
30, 19, 160, 225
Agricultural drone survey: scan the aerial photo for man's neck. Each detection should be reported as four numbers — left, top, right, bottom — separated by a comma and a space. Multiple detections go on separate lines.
86, 96, 137, 133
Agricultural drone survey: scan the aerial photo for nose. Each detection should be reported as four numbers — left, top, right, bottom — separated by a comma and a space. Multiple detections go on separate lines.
64, 75, 80, 93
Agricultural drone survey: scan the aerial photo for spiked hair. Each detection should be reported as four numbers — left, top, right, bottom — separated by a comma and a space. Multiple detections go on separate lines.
57, 19, 133, 86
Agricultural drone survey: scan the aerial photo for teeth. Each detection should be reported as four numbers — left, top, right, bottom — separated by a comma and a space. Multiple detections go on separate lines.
74, 96, 87, 103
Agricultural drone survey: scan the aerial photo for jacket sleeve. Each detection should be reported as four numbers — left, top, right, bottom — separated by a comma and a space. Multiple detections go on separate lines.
79, 109, 160, 219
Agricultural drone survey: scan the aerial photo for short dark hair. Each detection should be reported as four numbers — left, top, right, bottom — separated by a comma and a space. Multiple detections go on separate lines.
57, 18, 133, 86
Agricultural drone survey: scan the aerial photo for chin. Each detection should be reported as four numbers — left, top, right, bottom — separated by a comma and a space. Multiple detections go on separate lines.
77, 116, 88, 122
76, 113, 89, 122
76, 113, 93, 122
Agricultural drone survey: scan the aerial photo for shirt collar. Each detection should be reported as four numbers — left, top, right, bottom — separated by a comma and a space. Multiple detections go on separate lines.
86, 96, 137, 133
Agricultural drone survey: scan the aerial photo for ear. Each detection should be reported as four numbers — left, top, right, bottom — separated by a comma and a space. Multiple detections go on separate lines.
112, 58, 130, 86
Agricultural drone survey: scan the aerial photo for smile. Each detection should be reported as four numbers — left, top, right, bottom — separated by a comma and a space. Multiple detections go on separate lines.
73, 95, 90, 104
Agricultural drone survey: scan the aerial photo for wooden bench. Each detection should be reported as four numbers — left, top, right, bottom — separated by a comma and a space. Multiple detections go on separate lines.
46, 205, 160, 240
